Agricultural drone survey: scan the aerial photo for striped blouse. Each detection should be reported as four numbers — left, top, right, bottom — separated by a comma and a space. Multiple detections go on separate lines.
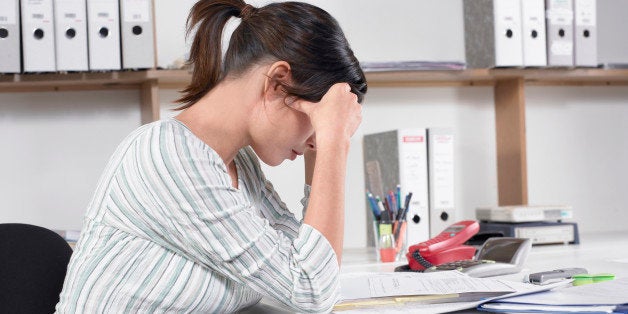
55, 118, 340, 313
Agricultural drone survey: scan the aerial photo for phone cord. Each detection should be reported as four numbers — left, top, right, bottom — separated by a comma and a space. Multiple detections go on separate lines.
412, 250, 434, 269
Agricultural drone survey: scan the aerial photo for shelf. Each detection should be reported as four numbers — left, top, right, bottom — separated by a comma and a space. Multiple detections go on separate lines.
2, 68, 628, 206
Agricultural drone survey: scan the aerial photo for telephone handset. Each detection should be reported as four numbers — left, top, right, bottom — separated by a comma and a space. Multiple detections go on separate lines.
405, 220, 480, 271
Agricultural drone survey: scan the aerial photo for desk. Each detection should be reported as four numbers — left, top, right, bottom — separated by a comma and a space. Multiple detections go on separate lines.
241, 232, 628, 313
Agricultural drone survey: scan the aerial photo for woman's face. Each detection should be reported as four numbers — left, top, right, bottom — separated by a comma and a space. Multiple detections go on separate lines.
250, 97, 315, 166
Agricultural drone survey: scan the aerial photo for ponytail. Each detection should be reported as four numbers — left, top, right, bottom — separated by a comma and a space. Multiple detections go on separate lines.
175, 0, 247, 109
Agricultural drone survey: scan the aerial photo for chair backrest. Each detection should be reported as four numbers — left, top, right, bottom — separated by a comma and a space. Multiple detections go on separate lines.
0, 223, 73, 314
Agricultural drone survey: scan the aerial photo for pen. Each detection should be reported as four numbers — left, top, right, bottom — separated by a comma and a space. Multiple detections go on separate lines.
396, 185, 401, 212
388, 190, 397, 217
366, 192, 381, 220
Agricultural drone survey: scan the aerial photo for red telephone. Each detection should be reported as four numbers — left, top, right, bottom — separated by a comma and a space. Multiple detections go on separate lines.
406, 220, 480, 271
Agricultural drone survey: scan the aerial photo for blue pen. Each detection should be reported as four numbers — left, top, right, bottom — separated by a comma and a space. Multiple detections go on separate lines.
396, 185, 401, 212
366, 192, 381, 219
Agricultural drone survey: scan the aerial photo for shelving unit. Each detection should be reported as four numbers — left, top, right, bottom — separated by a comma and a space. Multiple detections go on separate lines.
2, 68, 628, 206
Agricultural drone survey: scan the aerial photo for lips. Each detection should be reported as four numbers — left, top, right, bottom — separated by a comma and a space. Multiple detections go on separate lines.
290, 149, 303, 161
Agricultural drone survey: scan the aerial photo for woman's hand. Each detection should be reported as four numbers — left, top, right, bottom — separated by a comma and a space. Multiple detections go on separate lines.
288, 83, 362, 149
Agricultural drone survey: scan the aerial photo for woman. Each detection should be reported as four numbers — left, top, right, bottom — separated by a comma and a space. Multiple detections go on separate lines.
56, 0, 366, 313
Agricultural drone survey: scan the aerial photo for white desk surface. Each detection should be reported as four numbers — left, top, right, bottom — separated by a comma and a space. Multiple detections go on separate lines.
241, 231, 628, 313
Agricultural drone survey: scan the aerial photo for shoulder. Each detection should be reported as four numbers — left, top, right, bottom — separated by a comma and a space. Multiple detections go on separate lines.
121, 118, 225, 169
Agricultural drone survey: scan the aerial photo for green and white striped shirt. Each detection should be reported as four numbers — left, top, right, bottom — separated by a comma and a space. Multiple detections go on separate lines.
56, 118, 339, 313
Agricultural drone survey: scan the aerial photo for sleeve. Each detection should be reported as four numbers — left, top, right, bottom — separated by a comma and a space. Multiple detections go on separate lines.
108, 127, 340, 313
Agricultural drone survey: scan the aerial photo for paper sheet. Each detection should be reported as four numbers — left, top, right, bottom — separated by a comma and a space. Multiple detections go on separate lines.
340, 271, 540, 300
487, 277, 628, 305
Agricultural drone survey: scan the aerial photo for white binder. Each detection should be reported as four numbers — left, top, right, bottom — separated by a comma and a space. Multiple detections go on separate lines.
21, 0, 56, 72
521, 0, 548, 67
53, 0, 89, 71
120, 0, 155, 69
0, 0, 21, 73
463, 0, 523, 68
363, 129, 431, 247
87, 0, 121, 70
546, 0, 574, 66
427, 128, 456, 238
574, 0, 597, 67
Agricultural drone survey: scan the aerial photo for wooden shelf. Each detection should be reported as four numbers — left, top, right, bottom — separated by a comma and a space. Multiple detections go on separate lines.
2, 68, 628, 206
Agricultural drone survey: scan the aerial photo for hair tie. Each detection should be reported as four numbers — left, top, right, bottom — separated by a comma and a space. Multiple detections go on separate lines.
239, 4, 256, 20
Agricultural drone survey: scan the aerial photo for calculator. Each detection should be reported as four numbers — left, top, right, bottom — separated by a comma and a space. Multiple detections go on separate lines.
423, 237, 532, 278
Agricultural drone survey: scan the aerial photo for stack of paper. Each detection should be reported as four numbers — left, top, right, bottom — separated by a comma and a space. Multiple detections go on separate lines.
335, 271, 566, 313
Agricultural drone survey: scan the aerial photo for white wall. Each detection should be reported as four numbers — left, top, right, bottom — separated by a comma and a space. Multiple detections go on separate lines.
2, 1, 628, 248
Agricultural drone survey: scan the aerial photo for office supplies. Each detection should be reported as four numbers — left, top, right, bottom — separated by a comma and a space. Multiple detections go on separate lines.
87, 0, 121, 70
404, 220, 479, 271
521, 0, 548, 66
120, 0, 155, 69
479, 221, 580, 245
572, 273, 615, 286
0, 0, 21, 73
427, 128, 456, 237
424, 237, 531, 278
476, 204, 573, 223
546, 0, 575, 66
53, 0, 89, 71
21, 0, 57, 72
527, 267, 588, 285
479, 277, 628, 313
574, 0, 597, 67
363, 129, 430, 247
463, 0, 523, 68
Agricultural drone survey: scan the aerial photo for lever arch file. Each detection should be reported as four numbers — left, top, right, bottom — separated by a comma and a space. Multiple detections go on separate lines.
464, 0, 523, 68
546, 0, 575, 66
21, 0, 57, 72
0, 0, 21, 73
574, 0, 597, 67
87, 0, 121, 70
521, 0, 547, 66
427, 128, 456, 238
120, 0, 155, 69
54, 0, 89, 71
364, 129, 430, 247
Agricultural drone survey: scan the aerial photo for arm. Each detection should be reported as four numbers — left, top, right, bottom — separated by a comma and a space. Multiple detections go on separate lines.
290, 83, 362, 265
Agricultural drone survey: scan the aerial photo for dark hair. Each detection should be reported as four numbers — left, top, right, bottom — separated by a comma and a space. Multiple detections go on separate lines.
175, 0, 367, 109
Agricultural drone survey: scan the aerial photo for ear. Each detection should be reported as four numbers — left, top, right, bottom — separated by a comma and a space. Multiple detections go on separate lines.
263, 61, 292, 102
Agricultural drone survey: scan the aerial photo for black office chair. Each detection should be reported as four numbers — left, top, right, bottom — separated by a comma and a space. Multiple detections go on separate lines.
0, 223, 73, 314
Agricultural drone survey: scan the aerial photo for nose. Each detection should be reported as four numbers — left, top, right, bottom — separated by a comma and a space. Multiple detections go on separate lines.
306, 134, 316, 151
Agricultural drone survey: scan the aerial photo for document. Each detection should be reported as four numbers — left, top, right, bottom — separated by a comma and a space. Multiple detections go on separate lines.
341, 271, 541, 300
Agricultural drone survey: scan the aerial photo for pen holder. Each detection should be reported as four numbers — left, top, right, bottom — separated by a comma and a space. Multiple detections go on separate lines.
372, 220, 407, 263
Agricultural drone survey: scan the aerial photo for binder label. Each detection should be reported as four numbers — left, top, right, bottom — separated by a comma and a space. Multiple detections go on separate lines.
0, 1, 17, 24
56, 1, 86, 23
123, 0, 150, 23
24, 0, 52, 24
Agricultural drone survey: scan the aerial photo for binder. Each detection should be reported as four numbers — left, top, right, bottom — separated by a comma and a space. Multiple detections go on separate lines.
464, 0, 523, 68
427, 128, 456, 238
546, 0, 574, 66
21, 0, 57, 72
573, 0, 597, 67
87, 0, 121, 70
521, 0, 548, 67
53, 0, 89, 71
120, 0, 155, 69
363, 129, 430, 247
0, 0, 21, 73
597, 0, 628, 67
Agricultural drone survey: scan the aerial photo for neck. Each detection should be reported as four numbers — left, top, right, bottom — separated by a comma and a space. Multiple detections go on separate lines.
175, 75, 259, 166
